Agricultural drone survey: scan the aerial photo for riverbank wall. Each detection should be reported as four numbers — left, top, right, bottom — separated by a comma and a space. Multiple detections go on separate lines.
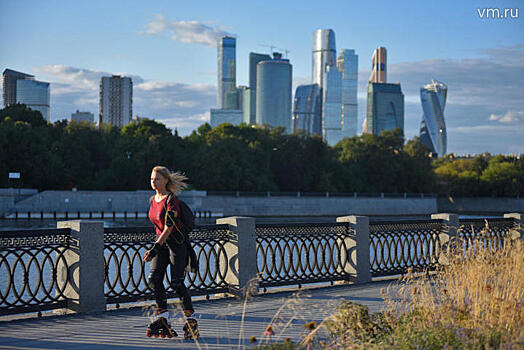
0, 189, 522, 218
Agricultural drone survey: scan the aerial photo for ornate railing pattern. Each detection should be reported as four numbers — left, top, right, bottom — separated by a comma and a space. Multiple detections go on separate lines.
369, 220, 443, 277
458, 218, 516, 252
255, 223, 356, 288
0, 228, 73, 315
104, 224, 235, 304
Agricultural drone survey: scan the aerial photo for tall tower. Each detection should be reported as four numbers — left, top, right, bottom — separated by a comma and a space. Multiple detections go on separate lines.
369, 47, 387, 83
420, 80, 448, 156
337, 49, 358, 138
16, 79, 50, 121
322, 65, 343, 145
2, 69, 34, 107
99, 75, 133, 127
256, 53, 292, 132
312, 29, 336, 86
247, 52, 271, 124
217, 36, 237, 109
292, 84, 321, 135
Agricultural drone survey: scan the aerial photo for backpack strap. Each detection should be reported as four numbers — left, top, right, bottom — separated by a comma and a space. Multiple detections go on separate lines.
164, 193, 185, 244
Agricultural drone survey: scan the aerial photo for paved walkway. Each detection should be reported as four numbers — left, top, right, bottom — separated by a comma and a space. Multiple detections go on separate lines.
0, 281, 394, 350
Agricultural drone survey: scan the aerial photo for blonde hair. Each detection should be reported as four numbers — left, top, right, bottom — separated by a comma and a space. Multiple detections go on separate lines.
152, 166, 188, 195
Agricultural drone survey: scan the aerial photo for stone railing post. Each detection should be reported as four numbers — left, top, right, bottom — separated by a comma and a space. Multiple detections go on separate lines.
431, 213, 459, 265
56, 220, 106, 313
504, 213, 523, 241
336, 215, 371, 284
216, 216, 258, 296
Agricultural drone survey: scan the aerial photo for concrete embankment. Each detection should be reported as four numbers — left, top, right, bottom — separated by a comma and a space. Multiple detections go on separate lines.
1, 189, 522, 218
437, 196, 524, 214
2, 189, 436, 217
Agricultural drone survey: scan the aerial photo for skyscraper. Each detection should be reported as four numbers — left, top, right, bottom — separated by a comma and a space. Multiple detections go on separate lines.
365, 47, 404, 135
322, 65, 343, 145
256, 53, 292, 132
99, 75, 133, 127
247, 52, 271, 124
217, 36, 237, 109
369, 47, 387, 83
2, 69, 35, 107
16, 79, 51, 121
420, 80, 448, 156
312, 29, 336, 86
292, 84, 321, 135
337, 49, 358, 138
365, 83, 404, 135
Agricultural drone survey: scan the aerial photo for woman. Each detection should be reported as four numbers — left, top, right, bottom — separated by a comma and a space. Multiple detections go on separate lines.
143, 166, 198, 339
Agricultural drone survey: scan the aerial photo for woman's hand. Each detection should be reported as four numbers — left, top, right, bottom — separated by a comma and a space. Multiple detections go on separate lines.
143, 250, 152, 262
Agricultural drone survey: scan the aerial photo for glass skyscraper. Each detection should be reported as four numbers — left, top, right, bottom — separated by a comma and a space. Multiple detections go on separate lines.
16, 79, 50, 121
217, 36, 237, 109
246, 52, 271, 124
365, 83, 404, 135
312, 29, 336, 86
322, 65, 343, 145
2, 69, 35, 107
256, 54, 292, 132
292, 84, 321, 135
337, 49, 358, 138
420, 80, 448, 156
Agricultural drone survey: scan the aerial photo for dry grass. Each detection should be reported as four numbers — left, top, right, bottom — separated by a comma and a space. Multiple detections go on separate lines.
319, 236, 524, 349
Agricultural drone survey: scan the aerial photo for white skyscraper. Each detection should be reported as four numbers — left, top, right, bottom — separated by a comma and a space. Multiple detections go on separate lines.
99, 75, 133, 127
16, 79, 50, 121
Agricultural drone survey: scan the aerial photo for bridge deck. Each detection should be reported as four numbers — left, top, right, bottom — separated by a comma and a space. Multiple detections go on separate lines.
0, 281, 393, 349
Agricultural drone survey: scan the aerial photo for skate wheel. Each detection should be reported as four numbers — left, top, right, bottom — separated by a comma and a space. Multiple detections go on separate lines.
146, 329, 152, 337
153, 334, 159, 338
160, 333, 166, 338
167, 333, 173, 338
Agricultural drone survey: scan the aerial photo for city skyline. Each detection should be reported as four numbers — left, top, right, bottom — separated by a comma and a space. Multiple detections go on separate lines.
0, 0, 522, 154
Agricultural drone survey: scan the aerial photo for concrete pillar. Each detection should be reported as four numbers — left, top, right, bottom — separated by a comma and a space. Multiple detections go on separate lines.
56, 220, 106, 313
336, 215, 371, 284
216, 216, 258, 296
504, 213, 523, 241
431, 213, 459, 265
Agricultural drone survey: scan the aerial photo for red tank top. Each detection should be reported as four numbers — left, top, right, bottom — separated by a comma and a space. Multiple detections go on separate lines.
148, 194, 180, 237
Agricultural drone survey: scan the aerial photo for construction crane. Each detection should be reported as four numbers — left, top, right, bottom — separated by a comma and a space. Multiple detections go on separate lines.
277, 48, 291, 58
259, 44, 277, 54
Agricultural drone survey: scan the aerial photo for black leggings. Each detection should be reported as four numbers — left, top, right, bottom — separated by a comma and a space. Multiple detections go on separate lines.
147, 240, 193, 312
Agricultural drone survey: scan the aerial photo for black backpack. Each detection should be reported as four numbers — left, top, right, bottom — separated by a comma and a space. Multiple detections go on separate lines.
178, 199, 195, 233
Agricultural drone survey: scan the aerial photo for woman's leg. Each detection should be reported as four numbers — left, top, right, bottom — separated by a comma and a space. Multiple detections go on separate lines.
168, 242, 194, 313
147, 245, 170, 312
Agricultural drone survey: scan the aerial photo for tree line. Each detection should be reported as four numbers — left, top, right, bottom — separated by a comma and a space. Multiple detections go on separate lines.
0, 104, 522, 196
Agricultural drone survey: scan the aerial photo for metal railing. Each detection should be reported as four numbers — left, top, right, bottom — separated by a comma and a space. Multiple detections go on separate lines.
0, 228, 73, 315
103, 224, 235, 304
0, 215, 520, 316
255, 223, 356, 288
369, 220, 443, 277
458, 218, 517, 252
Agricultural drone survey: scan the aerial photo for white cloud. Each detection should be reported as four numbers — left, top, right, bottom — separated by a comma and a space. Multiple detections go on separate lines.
140, 14, 234, 47
489, 110, 524, 124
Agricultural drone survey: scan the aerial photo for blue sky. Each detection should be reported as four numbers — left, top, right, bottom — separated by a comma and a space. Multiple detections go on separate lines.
1, 0, 523, 155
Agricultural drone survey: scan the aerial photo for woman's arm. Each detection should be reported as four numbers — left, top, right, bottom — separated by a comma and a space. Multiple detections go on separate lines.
156, 224, 174, 245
